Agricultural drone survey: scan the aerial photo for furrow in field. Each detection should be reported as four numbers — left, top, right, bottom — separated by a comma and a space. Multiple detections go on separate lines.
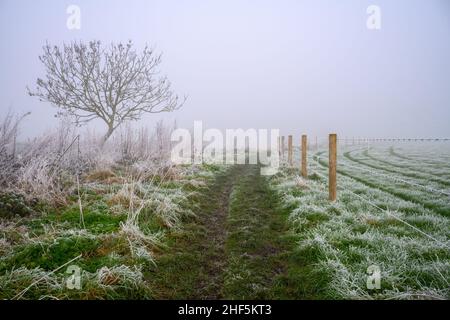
362, 149, 450, 179
273, 156, 450, 300
389, 146, 450, 167
343, 149, 450, 188
313, 151, 450, 217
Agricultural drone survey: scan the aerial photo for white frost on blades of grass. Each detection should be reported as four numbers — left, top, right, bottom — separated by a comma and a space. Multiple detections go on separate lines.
115, 165, 211, 262
272, 165, 450, 300
96, 265, 145, 288
119, 222, 162, 263
111, 181, 195, 227
0, 264, 148, 299
0, 267, 64, 296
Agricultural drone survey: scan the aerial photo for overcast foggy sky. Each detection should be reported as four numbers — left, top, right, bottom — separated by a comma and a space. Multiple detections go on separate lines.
0, 0, 449, 139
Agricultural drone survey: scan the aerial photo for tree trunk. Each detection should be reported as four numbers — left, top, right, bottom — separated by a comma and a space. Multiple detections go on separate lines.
101, 125, 114, 146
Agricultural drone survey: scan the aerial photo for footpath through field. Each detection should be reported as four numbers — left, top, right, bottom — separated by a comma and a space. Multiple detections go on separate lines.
146, 165, 320, 299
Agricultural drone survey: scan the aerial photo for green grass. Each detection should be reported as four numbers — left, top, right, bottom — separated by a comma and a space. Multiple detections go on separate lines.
223, 165, 326, 299
315, 151, 450, 217
224, 167, 283, 298
4, 148, 446, 300
143, 166, 236, 299
0, 164, 218, 299
0, 235, 100, 272
275, 149, 450, 299
142, 165, 329, 299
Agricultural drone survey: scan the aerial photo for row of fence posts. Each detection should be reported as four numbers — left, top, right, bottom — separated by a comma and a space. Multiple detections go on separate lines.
279, 134, 337, 201
345, 137, 449, 143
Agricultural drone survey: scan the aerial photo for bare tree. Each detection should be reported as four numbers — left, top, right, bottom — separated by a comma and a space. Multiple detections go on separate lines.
28, 41, 184, 144
0, 110, 30, 160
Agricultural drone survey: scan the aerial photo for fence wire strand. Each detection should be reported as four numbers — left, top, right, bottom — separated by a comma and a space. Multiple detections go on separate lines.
303, 152, 450, 248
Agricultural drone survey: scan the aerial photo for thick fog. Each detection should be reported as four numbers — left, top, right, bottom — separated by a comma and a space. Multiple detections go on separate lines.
1, 0, 449, 139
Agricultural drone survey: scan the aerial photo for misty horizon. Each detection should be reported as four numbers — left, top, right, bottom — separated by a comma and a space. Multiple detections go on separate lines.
1, 0, 449, 304
1, 0, 449, 140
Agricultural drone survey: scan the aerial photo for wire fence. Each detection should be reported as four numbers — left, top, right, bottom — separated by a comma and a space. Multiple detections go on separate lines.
327, 162, 445, 247
282, 135, 450, 248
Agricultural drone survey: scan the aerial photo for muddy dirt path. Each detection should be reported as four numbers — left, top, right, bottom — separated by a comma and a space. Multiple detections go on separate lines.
146, 165, 295, 299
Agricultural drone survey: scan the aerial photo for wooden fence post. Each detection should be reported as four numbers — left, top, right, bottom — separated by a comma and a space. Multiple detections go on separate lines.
301, 134, 307, 178
329, 133, 337, 201
288, 135, 293, 166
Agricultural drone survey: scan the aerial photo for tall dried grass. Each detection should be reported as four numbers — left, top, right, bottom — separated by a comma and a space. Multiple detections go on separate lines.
0, 112, 177, 205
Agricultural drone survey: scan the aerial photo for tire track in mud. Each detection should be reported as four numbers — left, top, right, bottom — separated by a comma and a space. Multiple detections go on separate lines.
222, 165, 292, 299
146, 165, 245, 299
193, 165, 243, 299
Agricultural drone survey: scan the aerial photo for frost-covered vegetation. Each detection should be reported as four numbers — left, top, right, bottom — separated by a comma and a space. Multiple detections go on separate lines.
272, 142, 450, 300
2, 110, 449, 300
0, 112, 221, 299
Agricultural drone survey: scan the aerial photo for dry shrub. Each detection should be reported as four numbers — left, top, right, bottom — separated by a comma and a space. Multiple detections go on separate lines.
85, 169, 116, 182
0, 111, 30, 186
107, 183, 142, 208
0, 111, 180, 207
103, 176, 125, 184
119, 222, 161, 262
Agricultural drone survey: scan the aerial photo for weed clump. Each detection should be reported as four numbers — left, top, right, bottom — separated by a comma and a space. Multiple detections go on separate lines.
0, 191, 35, 218
85, 169, 117, 182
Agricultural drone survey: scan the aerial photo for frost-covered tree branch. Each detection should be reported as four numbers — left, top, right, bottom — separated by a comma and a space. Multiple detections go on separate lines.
28, 40, 185, 143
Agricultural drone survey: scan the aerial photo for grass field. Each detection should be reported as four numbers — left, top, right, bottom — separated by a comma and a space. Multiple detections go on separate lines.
272, 142, 450, 299
0, 136, 449, 300
0, 163, 222, 299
